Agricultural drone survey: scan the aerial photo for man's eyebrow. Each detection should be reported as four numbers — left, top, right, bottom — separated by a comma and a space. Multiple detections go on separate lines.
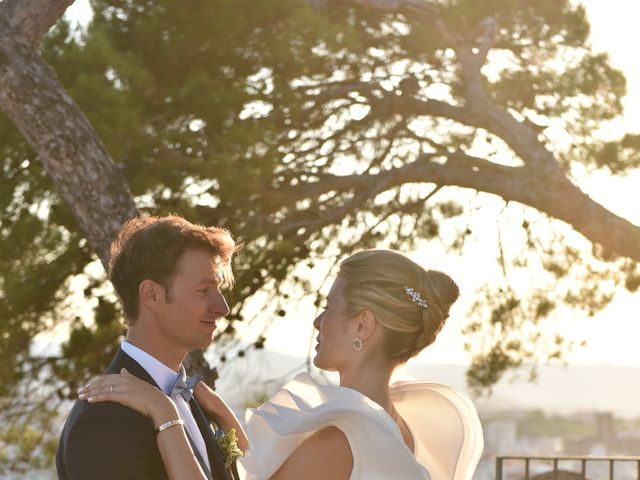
197, 275, 223, 285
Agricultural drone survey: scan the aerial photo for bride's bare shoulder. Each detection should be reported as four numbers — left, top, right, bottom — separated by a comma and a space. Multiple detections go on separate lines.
269, 426, 353, 480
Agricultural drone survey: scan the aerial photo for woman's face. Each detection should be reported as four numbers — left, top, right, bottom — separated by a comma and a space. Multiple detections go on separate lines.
312, 276, 358, 371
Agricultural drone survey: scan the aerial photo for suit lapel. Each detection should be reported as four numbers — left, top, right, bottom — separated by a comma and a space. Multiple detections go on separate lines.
103, 349, 169, 478
190, 398, 233, 480
182, 422, 214, 480
107, 349, 219, 478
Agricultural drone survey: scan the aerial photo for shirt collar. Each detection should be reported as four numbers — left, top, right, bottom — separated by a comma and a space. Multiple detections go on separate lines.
121, 340, 181, 395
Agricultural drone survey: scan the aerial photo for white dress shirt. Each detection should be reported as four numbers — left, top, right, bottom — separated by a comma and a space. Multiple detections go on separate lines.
121, 340, 211, 472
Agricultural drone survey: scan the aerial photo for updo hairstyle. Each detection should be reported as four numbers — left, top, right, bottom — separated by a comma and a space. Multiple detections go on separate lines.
338, 250, 460, 364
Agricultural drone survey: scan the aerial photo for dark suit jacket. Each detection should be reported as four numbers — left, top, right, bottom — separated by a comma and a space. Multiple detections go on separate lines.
55, 348, 235, 480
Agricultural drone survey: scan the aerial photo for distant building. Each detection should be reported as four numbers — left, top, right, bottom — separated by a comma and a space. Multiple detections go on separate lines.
596, 413, 614, 440
530, 472, 585, 480
564, 412, 640, 456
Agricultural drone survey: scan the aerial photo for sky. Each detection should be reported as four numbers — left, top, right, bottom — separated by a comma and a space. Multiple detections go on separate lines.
582, 0, 640, 133
514, 0, 640, 367
60, 1, 640, 368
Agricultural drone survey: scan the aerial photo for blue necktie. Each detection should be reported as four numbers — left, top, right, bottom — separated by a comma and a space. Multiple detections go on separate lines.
170, 371, 202, 402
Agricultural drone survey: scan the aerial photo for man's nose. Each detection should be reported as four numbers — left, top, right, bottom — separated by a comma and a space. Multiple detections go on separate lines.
210, 291, 230, 317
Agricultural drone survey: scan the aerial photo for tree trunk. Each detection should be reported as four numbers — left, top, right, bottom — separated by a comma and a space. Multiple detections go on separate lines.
0, 0, 215, 379
0, 4, 138, 267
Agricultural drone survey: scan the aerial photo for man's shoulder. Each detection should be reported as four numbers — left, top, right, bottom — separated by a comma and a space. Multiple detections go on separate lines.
58, 399, 157, 466
57, 399, 166, 480
63, 398, 154, 439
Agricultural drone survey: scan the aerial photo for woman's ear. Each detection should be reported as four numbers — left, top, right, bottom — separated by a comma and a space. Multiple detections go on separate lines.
139, 279, 163, 312
354, 309, 377, 341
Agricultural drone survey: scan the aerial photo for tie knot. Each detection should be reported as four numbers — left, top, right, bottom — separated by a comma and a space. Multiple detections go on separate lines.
170, 373, 202, 402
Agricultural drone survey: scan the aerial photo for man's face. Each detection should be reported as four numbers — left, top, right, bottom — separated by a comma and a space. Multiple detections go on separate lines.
155, 248, 230, 352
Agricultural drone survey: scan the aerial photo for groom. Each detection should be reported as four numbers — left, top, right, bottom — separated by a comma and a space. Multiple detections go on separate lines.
56, 215, 240, 479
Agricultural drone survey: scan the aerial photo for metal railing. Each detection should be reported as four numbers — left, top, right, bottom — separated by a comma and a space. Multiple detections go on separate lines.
495, 455, 640, 480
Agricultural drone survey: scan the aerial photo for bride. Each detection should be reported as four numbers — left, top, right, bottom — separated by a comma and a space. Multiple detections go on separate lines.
79, 249, 483, 479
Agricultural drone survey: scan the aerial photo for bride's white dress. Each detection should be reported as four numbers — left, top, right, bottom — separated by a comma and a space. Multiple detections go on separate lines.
238, 373, 483, 480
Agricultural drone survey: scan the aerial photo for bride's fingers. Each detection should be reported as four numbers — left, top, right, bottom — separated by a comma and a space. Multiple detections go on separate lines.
79, 376, 154, 401
81, 380, 143, 403
79, 382, 121, 399
78, 376, 128, 399
84, 387, 124, 402
80, 388, 111, 401
78, 371, 141, 398
81, 385, 157, 419
79, 374, 122, 392
79, 377, 102, 392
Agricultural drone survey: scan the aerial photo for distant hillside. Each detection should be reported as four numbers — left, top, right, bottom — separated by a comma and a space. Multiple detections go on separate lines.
213, 348, 640, 417
403, 362, 640, 418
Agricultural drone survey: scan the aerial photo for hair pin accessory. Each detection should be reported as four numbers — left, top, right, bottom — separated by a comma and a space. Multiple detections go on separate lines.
404, 287, 429, 309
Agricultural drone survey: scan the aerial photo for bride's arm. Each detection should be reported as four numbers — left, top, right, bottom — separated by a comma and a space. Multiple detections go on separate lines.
153, 406, 210, 480
79, 369, 208, 480
269, 426, 353, 480
194, 381, 249, 451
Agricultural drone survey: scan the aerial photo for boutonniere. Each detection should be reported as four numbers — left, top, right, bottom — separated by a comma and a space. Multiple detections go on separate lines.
214, 428, 244, 468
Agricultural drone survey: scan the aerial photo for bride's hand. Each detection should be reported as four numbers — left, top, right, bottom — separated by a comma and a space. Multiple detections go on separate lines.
195, 381, 249, 451
193, 381, 224, 419
79, 368, 178, 427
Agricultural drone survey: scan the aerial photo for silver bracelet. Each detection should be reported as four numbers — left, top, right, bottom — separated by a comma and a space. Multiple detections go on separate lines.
155, 418, 184, 435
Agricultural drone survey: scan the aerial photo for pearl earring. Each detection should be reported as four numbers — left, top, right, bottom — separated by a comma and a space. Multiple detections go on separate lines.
353, 338, 363, 352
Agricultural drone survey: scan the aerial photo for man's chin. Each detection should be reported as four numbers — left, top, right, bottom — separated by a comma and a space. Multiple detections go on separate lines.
202, 336, 215, 347
190, 335, 215, 351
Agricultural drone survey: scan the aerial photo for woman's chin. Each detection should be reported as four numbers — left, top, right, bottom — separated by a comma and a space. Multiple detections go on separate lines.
312, 354, 324, 369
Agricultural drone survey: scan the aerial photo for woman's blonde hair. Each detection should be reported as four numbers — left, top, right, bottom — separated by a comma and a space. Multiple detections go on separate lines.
338, 249, 459, 363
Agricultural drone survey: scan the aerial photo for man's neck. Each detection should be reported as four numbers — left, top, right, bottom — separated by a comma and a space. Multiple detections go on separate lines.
125, 329, 186, 372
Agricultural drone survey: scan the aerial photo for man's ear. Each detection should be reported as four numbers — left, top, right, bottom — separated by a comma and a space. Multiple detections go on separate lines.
139, 279, 163, 312
354, 309, 377, 341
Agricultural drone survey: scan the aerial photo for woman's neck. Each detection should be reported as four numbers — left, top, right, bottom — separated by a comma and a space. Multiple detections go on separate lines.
339, 362, 395, 412
340, 360, 415, 453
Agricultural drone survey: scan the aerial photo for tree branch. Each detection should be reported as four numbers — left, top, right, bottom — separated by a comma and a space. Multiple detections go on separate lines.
337, 0, 461, 44
400, 94, 560, 172
465, 16, 499, 66
0, 0, 74, 47
263, 150, 640, 261
339, 0, 558, 176
278, 169, 397, 238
